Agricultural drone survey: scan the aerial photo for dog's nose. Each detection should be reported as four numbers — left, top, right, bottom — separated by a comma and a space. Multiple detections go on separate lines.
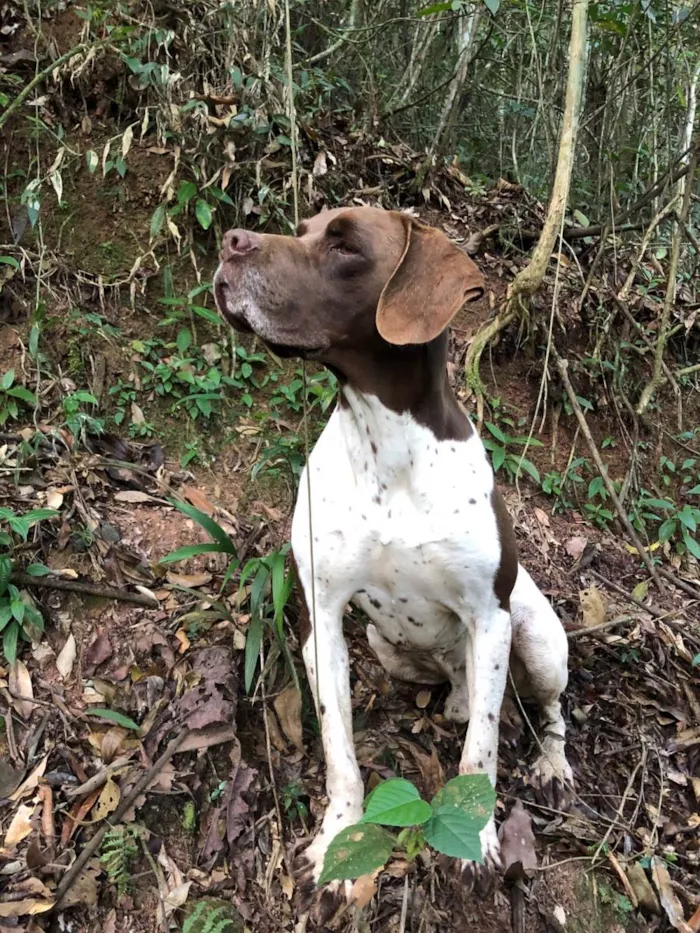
221, 228, 260, 261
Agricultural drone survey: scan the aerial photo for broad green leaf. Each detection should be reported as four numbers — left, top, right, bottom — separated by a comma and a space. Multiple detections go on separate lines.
515, 456, 540, 484
191, 305, 221, 326
687, 485, 700, 496
23, 509, 59, 525
319, 823, 394, 884
431, 774, 495, 826
491, 446, 506, 471
196, 199, 213, 230
658, 518, 677, 543
424, 805, 485, 861
483, 0, 500, 12
1, 369, 14, 391
86, 150, 99, 173
0, 556, 11, 595
361, 778, 432, 827
485, 421, 507, 443
0, 256, 20, 270
0, 603, 12, 630
177, 181, 197, 203
643, 499, 675, 510
24, 563, 51, 577
160, 543, 226, 564
3, 621, 19, 664
417, 1, 452, 13
683, 533, 700, 560
7, 386, 37, 405
84, 708, 140, 731
169, 499, 236, 554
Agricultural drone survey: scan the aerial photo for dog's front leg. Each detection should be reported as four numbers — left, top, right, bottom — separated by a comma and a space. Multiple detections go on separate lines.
293, 582, 364, 916
459, 602, 511, 885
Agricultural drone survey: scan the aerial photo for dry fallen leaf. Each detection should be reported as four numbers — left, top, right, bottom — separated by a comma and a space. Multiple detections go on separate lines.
651, 856, 692, 932
1, 803, 36, 853
114, 490, 155, 503
166, 571, 212, 588
625, 862, 660, 914
175, 629, 191, 654
9, 661, 34, 720
93, 778, 121, 821
564, 535, 588, 560
579, 586, 606, 627
350, 873, 377, 909
45, 489, 64, 509
182, 486, 217, 516
61, 790, 101, 846
55, 634, 77, 679
10, 755, 48, 802
0, 899, 53, 918
416, 689, 431, 709
632, 579, 650, 602
498, 799, 537, 881
164, 882, 192, 917
84, 629, 113, 673
60, 858, 101, 908
274, 683, 304, 751
101, 726, 128, 764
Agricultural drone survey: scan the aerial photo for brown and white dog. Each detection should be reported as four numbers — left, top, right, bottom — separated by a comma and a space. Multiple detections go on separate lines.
214, 207, 572, 914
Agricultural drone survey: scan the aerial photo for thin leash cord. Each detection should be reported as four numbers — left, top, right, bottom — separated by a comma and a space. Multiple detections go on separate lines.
284, 0, 320, 715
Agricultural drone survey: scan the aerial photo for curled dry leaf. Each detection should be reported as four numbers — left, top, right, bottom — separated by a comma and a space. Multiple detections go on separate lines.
9, 660, 34, 719
1, 803, 36, 853
651, 856, 692, 932
416, 689, 431, 709
55, 634, 77, 680
579, 586, 606, 628
498, 799, 537, 882
350, 873, 377, 909
182, 486, 217, 517
273, 683, 303, 751
101, 726, 128, 764
61, 790, 101, 847
10, 754, 48, 802
175, 629, 191, 654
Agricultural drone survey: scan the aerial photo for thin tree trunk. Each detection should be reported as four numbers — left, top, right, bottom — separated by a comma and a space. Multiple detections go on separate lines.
508, 0, 589, 299
430, 4, 481, 157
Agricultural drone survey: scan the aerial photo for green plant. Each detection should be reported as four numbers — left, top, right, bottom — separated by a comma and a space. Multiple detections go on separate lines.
182, 901, 238, 933
160, 500, 239, 590
239, 547, 296, 693
100, 825, 140, 898
62, 390, 103, 440
269, 368, 338, 415
320, 774, 495, 884
281, 779, 309, 823
0, 370, 37, 426
482, 421, 542, 484
629, 489, 700, 560
0, 509, 57, 662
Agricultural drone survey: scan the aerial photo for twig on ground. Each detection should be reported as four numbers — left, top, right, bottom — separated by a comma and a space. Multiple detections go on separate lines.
586, 569, 667, 618
54, 730, 190, 908
568, 615, 637, 639
556, 357, 665, 593
657, 566, 700, 600
10, 572, 159, 608
64, 755, 136, 799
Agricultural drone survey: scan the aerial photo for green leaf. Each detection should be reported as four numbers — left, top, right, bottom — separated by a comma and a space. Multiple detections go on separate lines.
84, 708, 141, 731
482, 0, 500, 12
515, 456, 540, 484
7, 386, 37, 405
150, 204, 166, 239
24, 563, 51, 577
642, 498, 675, 510
431, 774, 495, 825
0, 603, 12, 631
361, 778, 432, 827
687, 485, 700, 496
416, 1, 452, 13
658, 518, 677, 544
196, 200, 213, 230
86, 150, 99, 173
0, 256, 20, 271
485, 421, 507, 444
424, 805, 485, 861
177, 327, 192, 353
319, 823, 394, 884
23, 509, 59, 525
683, 533, 700, 560
160, 543, 227, 564
491, 446, 506, 471
1, 369, 14, 391
191, 305, 221, 326
177, 181, 197, 204
3, 621, 19, 664
0, 556, 11, 596
169, 500, 236, 554
244, 610, 264, 693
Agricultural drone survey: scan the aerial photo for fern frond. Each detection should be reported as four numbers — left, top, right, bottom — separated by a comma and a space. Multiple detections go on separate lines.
183, 900, 236, 933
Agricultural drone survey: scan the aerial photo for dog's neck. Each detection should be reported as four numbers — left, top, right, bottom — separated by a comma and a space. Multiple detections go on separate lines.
323, 331, 472, 444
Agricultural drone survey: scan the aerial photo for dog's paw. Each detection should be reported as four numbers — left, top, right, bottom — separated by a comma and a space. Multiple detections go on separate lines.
457, 817, 501, 896
532, 751, 574, 811
293, 851, 353, 928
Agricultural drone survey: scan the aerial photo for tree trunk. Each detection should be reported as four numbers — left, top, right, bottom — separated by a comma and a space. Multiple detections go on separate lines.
430, 5, 481, 157
509, 0, 589, 300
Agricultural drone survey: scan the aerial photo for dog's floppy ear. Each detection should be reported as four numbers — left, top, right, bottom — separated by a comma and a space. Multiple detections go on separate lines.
376, 214, 485, 346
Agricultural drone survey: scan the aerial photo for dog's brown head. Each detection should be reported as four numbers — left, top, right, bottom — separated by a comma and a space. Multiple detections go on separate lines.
214, 207, 484, 361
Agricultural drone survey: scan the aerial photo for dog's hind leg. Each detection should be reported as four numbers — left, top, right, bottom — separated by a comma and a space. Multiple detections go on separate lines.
510, 565, 574, 809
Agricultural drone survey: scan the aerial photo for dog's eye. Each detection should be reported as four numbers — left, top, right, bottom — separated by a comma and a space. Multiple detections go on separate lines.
329, 242, 358, 256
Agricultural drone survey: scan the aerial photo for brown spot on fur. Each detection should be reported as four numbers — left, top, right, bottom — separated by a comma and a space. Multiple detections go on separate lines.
491, 488, 517, 612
